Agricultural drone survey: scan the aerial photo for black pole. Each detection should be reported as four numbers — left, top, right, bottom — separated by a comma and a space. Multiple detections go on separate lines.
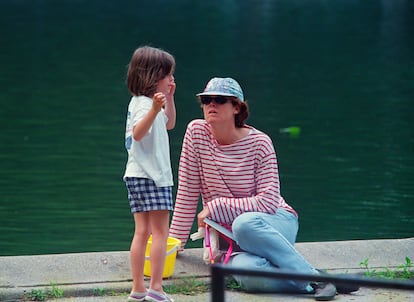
211, 265, 225, 302
211, 263, 414, 301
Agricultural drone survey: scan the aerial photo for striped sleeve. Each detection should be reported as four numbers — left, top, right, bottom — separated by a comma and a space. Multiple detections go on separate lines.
169, 123, 201, 248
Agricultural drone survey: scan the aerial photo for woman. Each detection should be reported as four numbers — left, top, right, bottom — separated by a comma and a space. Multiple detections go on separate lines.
169, 77, 353, 301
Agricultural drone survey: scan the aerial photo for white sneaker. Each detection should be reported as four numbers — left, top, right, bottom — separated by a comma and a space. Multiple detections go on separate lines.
145, 289, 174, 302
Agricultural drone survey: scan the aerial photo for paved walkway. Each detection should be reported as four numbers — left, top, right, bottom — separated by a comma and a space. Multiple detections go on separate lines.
1, 238, 413, 301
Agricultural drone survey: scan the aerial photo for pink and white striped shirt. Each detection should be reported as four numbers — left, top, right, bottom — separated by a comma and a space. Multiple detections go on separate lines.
169, 119, 297, 248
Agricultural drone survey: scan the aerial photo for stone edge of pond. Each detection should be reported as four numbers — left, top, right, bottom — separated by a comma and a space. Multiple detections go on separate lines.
0, 237, 413, 301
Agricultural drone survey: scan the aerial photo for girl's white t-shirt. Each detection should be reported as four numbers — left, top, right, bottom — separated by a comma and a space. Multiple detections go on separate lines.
123, 95, 173, 187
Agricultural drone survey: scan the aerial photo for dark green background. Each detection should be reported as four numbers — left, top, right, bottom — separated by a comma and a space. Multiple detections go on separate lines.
0, 0, 413, 256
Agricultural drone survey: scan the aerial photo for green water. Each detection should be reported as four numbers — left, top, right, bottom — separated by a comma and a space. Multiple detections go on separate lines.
0, 0, 413, 256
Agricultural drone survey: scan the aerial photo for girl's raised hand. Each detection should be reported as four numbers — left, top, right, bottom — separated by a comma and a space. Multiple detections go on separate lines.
167, 80, 176, 100
152, 92, 167, 112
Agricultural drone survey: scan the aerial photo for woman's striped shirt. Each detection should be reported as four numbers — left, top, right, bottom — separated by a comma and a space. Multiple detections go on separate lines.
169, 119, 297, 248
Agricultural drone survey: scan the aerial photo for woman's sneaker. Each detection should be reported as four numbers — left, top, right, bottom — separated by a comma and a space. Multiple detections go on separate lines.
332, 273, 360, 294
316, 269, 360, 294
311, 282, 337, 301
145, 289, 174, 302
127, 291, 147, 301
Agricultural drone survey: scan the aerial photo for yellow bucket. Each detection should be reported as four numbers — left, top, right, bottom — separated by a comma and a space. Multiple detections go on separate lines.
144, 236, 181, 278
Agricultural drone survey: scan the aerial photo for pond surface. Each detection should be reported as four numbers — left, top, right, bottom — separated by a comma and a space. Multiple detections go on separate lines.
0, 0, 413, 256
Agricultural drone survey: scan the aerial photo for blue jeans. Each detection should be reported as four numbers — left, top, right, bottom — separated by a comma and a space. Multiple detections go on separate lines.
229, 209, 316, 293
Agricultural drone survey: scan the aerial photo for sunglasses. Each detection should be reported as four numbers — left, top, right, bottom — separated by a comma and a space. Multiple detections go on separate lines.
200, 96, 231, 105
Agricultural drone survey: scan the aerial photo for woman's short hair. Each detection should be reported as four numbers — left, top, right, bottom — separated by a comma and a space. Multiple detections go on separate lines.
232, 99, 249, 128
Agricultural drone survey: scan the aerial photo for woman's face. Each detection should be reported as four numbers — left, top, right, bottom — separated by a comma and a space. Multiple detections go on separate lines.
201, 96, 238, 126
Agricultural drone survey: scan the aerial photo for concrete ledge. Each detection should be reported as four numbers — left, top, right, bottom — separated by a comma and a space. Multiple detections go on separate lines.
295, 237, 414, 272
1, 238, 413, 301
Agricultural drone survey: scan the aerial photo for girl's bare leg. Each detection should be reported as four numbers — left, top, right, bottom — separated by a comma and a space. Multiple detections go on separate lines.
148, 210, 170, 292
130, 212, 150, 293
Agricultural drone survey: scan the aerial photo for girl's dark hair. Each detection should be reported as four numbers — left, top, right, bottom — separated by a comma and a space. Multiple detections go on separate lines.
127, 46, 175, 97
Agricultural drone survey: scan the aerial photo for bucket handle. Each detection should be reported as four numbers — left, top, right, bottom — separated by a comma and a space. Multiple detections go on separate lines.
145, 242, 179, 260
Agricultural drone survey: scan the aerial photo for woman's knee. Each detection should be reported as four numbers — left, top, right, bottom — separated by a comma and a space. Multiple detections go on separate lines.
232, 212, 256, 234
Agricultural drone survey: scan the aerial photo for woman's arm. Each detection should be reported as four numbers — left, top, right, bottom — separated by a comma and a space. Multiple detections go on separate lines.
169, 125, 201, 249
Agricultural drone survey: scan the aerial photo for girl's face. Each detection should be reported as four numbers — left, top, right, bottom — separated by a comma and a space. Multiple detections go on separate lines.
156, 73, 175, 95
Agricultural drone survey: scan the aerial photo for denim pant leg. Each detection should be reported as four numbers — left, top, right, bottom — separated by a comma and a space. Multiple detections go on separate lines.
230, 209, 316, 293
229, 253, 311, 293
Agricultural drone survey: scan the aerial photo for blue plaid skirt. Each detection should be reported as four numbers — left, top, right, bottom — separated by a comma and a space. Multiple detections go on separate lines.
125, 177, 173, 213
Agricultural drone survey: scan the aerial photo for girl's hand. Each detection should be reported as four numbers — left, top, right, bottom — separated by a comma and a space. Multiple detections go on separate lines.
167, 81, 176, 101
152, 92, 167, 112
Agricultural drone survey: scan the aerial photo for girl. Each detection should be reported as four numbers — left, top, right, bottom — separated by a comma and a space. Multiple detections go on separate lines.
124, 46, 176, 302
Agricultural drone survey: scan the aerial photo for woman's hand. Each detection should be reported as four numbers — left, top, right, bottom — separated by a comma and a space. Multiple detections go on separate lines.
197, 207, 211, 227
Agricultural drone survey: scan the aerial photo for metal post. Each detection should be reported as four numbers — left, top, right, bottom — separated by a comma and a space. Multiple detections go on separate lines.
211, 264, 225, 302
211, 264, 414, 302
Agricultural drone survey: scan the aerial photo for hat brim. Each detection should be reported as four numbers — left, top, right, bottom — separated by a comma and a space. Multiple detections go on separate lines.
196, 91, 241, 99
